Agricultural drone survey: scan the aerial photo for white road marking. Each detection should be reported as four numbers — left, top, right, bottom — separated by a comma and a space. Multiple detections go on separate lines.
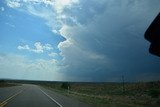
39, 88, 63, 107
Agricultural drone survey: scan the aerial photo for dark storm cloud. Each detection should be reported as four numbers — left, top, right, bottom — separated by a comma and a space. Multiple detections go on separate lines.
58, 0, 160, 82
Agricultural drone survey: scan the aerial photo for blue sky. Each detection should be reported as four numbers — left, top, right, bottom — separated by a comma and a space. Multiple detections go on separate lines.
0, 0, 65, 60
0, 0, 160, 82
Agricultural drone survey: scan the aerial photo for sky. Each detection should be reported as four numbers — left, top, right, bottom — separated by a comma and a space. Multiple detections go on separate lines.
0, 0, 160, 82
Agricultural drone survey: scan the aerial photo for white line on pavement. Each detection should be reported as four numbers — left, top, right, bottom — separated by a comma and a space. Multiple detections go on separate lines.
39, 88, 63, 107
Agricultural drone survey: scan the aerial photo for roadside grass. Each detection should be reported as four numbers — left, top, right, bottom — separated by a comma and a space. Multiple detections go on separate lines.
41, 81, 160, 107
0, 80, 18, 88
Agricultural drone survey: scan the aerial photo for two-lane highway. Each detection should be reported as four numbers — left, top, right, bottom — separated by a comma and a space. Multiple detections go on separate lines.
0, 84, 93, 107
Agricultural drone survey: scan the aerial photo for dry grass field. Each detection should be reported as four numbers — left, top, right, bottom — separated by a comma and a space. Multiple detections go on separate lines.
0, 80, 17, 87
42, 81, 160, 107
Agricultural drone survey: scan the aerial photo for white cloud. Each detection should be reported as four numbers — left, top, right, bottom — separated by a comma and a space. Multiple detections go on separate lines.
0, 53, 63, 81
52, 29, 58, 34
5, 0, 79, 34
17, 42, 53, 53
7, 1, 21, 8
43, 44, 53, 50
33, 42, 44, 53
17, 45, 30, 50
53, 0, 79, 13
48, 52, 58, 57
58, 38, 73, 49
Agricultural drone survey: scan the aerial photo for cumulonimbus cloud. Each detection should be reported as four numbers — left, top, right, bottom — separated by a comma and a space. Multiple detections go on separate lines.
6, 0, 160, 81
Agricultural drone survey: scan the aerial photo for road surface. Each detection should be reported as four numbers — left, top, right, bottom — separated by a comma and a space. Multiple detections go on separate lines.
0, 84, 93, 107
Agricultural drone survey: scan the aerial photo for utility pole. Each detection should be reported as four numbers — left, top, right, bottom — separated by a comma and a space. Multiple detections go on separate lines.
122, 75, 125, 93
68, 86, 69, 94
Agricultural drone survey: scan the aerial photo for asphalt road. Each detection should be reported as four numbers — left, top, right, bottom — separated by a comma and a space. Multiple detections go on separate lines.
0, 84, 93, 107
